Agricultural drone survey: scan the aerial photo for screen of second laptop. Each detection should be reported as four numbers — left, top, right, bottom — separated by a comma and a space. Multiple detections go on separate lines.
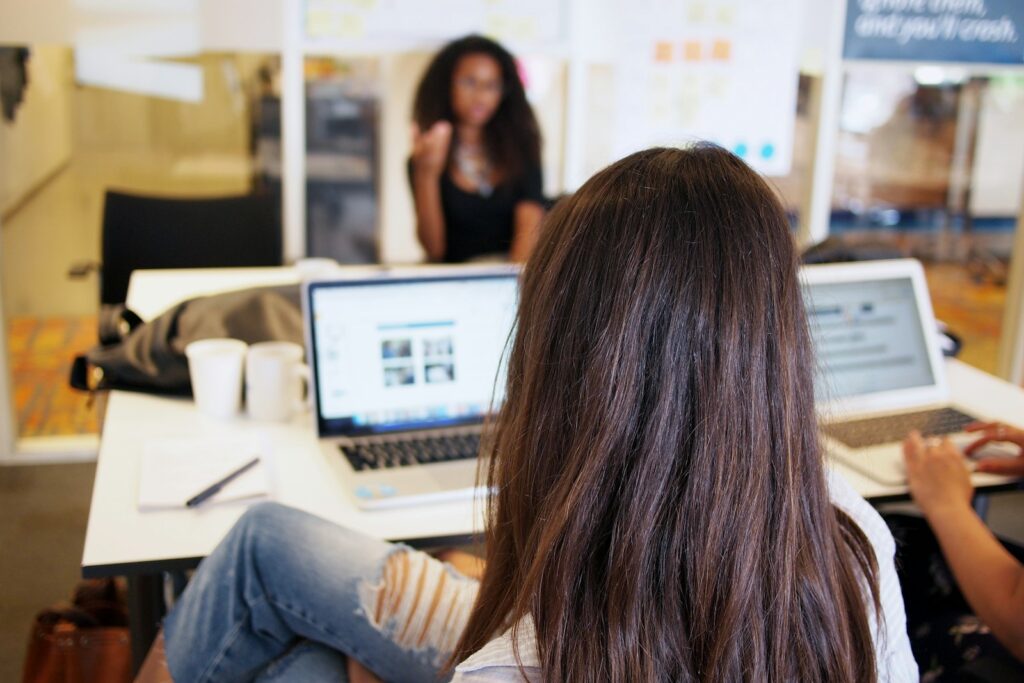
804, 277, 935, 401
311, 276, 518, 436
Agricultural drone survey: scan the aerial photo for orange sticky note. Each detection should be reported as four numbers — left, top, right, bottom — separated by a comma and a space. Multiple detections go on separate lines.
683, 41, 702, 61
711, 39, 731, 61
654, 41, 673, 62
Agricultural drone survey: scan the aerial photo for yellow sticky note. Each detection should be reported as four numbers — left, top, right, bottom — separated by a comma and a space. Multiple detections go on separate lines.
654, 41, 673, 63
711, 39, 731, 61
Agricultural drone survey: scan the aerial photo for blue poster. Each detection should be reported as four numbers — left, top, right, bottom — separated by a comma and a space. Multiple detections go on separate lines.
844, 0, 1024, 64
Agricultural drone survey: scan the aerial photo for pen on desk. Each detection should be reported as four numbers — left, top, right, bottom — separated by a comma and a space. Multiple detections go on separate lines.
185, 457, 261, 508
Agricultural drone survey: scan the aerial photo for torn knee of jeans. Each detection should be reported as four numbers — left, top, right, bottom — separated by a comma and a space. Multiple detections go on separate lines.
357, 547, 478, 662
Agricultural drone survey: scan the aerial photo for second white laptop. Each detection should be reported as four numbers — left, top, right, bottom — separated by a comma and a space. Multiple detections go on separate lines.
303, 268, 518, 510
802, 259, 1011, 484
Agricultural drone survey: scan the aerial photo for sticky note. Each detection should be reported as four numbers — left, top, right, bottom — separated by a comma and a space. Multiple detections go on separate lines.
711, 39, 731, 61
684, 41, 702, 61
654, 41, 673, 63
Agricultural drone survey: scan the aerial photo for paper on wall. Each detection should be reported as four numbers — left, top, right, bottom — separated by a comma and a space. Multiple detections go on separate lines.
612, 0, 802, 176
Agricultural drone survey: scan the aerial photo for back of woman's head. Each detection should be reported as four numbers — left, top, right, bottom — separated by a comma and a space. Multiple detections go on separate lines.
412, 34, 540, 179
452, 146, 880, 682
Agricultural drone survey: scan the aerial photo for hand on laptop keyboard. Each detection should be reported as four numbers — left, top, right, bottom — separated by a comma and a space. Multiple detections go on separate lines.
961, 422, 1024, 477
902, 431, 974, 516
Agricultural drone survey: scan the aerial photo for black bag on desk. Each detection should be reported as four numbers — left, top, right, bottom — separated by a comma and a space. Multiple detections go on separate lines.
69, 285, 302, 395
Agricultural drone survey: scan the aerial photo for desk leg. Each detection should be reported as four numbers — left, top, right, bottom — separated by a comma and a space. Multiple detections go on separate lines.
127, 574, 166, 675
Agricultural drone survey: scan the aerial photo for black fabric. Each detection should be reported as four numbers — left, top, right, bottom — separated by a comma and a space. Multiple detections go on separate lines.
0, 46, 29, 122
884, 512, 1024, 681
801, 236, 905, 264
70, 285, 301, 396
408, 161, 543, 263
100, 191, 282, 306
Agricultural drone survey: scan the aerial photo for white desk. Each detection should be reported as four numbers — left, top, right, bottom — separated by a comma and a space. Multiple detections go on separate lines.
81, 267, 1023, 667
84, 266, 506, 577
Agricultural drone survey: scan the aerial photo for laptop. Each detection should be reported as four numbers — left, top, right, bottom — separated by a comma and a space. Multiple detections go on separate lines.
303, 267, 518, 509
802, 259, 1009, 484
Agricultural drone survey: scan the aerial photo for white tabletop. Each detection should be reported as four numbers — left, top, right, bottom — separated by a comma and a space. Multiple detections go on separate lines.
82, 267, 1024, 576
124, 266, 303, 322
123, 263, 517, 322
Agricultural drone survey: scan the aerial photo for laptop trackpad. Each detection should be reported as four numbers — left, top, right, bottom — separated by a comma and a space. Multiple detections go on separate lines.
350, 461, 483, 510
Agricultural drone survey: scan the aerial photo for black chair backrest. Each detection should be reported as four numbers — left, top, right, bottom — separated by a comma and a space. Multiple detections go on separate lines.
101, 191, 282, 305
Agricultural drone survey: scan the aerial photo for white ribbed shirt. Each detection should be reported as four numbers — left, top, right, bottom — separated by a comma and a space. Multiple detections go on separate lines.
452, 469, 919, 682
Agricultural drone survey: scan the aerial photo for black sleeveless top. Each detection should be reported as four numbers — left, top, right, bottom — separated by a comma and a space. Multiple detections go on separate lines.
408, 161, 544, 263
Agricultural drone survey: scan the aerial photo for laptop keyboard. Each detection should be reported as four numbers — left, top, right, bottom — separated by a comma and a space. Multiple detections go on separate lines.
823, 407, 977, 449
340, 433, 481, 471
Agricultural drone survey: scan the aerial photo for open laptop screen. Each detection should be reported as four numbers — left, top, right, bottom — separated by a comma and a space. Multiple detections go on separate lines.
804, 277, 935, 400
308, 273, 518, 436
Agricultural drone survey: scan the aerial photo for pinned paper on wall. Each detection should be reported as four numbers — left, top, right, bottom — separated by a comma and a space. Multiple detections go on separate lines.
305, 0, 566, 48
72, 0, 204, 102
612, 0, 802, 176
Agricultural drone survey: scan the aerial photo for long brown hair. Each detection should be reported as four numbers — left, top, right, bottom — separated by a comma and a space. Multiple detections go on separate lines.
412, 35, 541, 184
451, 146, 881, 681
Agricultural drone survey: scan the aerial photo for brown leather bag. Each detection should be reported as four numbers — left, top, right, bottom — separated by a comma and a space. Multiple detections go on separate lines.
22, 579, 131, 683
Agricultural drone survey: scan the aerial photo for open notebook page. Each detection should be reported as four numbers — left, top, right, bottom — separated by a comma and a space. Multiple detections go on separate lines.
138, 434, 272, 510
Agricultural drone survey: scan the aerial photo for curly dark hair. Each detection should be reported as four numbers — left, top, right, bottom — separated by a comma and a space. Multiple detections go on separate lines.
412, 35, 541, 185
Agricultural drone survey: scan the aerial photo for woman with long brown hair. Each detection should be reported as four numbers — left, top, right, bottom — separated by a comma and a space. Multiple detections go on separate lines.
153, 145, 916, 682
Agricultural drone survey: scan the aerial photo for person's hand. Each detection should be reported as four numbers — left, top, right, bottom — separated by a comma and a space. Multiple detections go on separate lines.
903, 430, 974, 519
411, 120, 452, 178
963, 421, 1024, 477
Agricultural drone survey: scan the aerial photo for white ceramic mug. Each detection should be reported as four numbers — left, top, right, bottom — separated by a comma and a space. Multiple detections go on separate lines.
245, 341, 310, 422
185, 339, 248, 419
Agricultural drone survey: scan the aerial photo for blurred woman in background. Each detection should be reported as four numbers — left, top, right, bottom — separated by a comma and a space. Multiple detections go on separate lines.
409, 35, 544, 263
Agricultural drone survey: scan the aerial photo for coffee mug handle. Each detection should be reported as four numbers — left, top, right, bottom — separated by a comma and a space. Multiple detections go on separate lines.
293, 363, 313, 413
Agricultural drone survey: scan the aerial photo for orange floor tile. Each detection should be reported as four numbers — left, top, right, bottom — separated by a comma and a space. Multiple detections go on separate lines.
8, 316, 100, 437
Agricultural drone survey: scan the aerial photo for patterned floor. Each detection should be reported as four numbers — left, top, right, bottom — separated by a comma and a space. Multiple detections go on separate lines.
925, 263, 1006, 376
8, 316, 100, 437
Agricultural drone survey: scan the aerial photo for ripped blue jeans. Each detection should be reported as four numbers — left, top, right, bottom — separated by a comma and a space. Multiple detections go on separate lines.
163, 502, 479, 682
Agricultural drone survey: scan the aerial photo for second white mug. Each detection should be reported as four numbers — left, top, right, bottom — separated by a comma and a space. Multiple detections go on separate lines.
245, 342, 310, 422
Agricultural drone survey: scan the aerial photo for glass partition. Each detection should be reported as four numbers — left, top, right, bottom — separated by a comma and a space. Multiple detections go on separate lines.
830, 68, 1024, 374
1, 45, 282, 443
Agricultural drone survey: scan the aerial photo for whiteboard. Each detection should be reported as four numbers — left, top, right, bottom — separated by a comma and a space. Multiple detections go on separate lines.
610, 0, 803, 176
305, 0, 567, 50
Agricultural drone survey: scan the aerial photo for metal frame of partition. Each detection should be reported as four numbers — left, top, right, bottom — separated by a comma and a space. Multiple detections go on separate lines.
998, 189, 1024, 385
0, 226, 14, 459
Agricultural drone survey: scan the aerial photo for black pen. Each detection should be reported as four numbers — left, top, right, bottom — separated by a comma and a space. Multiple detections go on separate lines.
186, 457, 261, 508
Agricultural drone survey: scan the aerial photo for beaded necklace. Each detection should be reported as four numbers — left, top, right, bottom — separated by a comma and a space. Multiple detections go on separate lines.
454, 142, 494, 197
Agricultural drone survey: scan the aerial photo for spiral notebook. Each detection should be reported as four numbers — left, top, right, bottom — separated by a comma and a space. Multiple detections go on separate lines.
137, 434, 272, 510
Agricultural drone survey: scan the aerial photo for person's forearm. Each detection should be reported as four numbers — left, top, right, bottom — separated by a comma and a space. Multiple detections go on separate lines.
509, 201, 544, 262
926, 503, 1024, 659
413, 172, 446, 262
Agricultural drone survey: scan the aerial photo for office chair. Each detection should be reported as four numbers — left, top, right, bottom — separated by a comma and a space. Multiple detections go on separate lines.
95, 191, 283, 306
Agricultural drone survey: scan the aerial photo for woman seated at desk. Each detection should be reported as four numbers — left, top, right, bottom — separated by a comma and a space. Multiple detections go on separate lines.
148, 145, 916, 682
409, 35, 545, 263
896, 423, 1024, 679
